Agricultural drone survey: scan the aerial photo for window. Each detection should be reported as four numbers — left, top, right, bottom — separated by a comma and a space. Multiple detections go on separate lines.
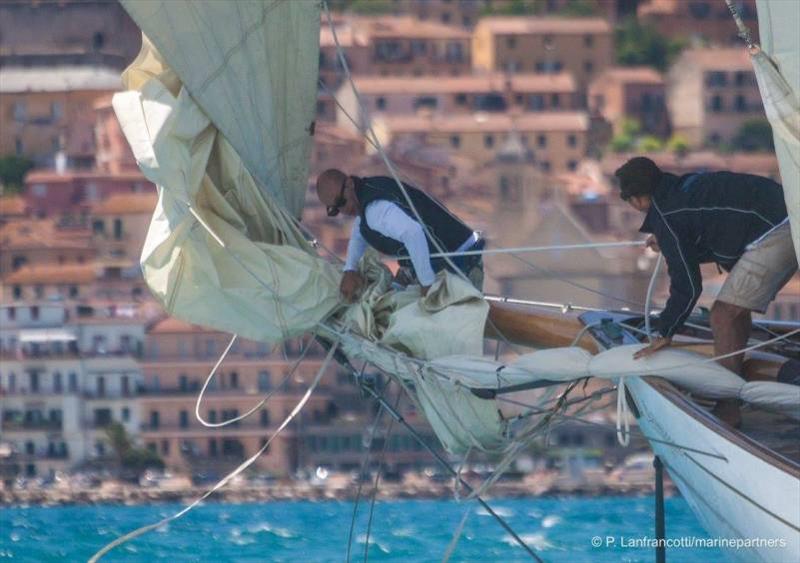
506, 36, 517, 49
537, 134, 547, 148
229, 371, 239, 388
93, 32, 105, 50
568, 134, 577, 148
94, 408, 112, 427
260, 409, 270, 427
455, 93, 467, 105
258, 371, 271, 391
15, 137, 23, 156
584, 61, 594, 74
551, 94, 560, 108
12, 285, 21, 299
205, 339, 216, 357
688, 2, 711, 18
484, 134, 494, 149
68, 372, 78, 392
96, 376, 105, 397
121, 407, 130, 422
150, 411, 160, 429
179, 374, 188, 392
31, 306, 39, 321
13, 101, 26, 122
113, 218, 123, 240
9, 372, 16, 392
53, 372, 63, 393
34, 285, 44, 299
208, 410, 217, 423
209, 439, 218, 457
161, 440, 170, 455
450, 135, 461, 148
584, 34, 594, 48
568, 160, 578, 171
710, 95, 723, 112
68, 285, 79, 298
30, 371, 39, 393
706, 71, 727, 87
541, 161, 551, 172
121, 375, 130, 396
179, 410, 189, 428
735, 95, 747, 112
376, 97, 387, 111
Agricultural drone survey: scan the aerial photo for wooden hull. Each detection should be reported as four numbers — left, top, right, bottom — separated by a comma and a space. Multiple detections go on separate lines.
485, 301, 598, 352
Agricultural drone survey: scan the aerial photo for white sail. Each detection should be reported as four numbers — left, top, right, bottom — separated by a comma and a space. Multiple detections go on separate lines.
119, 0, 320, 219
755, 0, 800, 262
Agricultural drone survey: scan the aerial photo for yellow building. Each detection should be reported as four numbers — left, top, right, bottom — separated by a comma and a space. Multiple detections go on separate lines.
472, 17, 613, 91
0, 66, 121, 167
374, 111, 589, 173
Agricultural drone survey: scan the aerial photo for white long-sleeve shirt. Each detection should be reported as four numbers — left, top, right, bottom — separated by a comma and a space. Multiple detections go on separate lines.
344, 200, 437, 286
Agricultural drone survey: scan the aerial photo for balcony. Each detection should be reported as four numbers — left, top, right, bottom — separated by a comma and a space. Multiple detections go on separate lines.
2, 419, 63, 432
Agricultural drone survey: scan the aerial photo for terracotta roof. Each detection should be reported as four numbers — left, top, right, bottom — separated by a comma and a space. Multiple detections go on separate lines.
4, 263, 97, 284
92, 192, 158, 215
0, 219, 92, 250
320, 25, 369, 48
476, 17, 611, 35
148, 317, 219, 334
355, 16, 470, 40
677, 48, 752, 70
379, 111, 589, 134
595, 66, 664, 85
25, 169, 148, 183
349, 72, 575, 95
0, 196, 28, 216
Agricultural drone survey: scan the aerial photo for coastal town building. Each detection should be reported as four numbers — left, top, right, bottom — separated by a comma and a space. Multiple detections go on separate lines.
0, 218, 93, 277
335, 72, 578, 133
666, 48, 765, 147
588, 66, 669, 137
637, 0, 758, 46
0, 302, 145, 478
372, 111, 589, 172
0, 66, 122, 169
471, 17, 613, 91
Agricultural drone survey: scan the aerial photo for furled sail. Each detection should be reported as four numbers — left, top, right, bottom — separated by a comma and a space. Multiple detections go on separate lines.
755, 0, 800, 262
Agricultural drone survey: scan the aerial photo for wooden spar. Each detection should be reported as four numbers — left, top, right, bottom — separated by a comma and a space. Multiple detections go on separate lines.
483, 301, 788, 378
484, 301, 598, 353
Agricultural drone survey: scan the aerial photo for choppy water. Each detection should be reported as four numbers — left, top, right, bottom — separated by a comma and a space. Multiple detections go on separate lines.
1, 496, 723, 562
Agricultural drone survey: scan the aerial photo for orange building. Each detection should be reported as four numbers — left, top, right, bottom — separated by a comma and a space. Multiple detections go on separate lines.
0, 66, 121, 168
90, 192, 157, 261
374, 111, 589, 172
666, 48, 765, 147
472, 17, 613, 91
0, 218, 93, 278
355, 16, 472, 77
93, 95, 140, 175
588, 66, 668, 137
637, 0, 758, 46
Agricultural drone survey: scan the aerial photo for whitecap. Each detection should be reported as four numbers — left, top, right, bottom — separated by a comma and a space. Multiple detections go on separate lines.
541, 515, 562, 529
356, 534, 391, 554
475, 506, 514, 518
9, 533, 20, 543
390, 527, 415, 538
501, 532, 553, 551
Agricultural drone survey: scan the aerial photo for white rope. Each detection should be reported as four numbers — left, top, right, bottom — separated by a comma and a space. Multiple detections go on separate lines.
428, 240, 646, 259
644, 254, 663, 342
194, 333, 315, 428
89, 343, 338, 562
442, 507, 471, 563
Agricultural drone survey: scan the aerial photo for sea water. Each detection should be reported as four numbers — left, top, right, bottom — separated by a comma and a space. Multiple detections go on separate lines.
1, 496, 723, 562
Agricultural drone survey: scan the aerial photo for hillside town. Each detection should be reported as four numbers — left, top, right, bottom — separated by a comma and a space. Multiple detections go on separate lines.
0, 0, 796, 504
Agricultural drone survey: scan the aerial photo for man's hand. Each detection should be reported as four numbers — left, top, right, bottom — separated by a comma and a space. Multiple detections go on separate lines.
340, 271, 365, 303
634, 336, 672, 359
645, 234, 660, 253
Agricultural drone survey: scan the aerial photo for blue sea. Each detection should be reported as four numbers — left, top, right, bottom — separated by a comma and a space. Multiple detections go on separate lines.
1, 496, 724, 562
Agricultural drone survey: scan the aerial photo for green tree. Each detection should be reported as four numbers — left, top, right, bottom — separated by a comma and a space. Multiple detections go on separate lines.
559, 0, 599, 17
666, 133, 690, 155
610, 133, 634, 153
0, 155, 34, 194
639, 135, 664, 152
615, 17, 685, 72
481, 0, 540, 16
348, 0, 394, 15
732, 118, 774, 152
105, 422, 164, 476
620, 117, 641, 137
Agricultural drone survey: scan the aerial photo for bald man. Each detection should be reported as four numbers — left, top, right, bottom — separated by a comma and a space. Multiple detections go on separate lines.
316, 169, 484, 302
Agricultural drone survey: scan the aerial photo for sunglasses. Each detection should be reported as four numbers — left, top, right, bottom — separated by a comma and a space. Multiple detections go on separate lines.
326, 178, 347, 217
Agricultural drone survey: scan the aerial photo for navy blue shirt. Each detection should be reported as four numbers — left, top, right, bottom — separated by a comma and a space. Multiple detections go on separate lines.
639, 171, 787, 337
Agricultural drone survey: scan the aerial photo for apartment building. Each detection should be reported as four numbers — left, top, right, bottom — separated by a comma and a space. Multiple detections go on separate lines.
588, 66, 668, 137
0, 218, 94, 277
0, 302, 145, 478
335, 72, 577, 132
90, 192, 157, 261
472, 17, 613, 91
0, 66, 122, 168
356, 16, 472, 77
667, 48, 765, 147
637, 0, 758, 46
373, 111, 589, 172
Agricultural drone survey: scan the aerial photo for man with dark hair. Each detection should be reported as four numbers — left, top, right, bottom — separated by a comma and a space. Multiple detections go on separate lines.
316, 168, 485, 302
615, 156, 796, 425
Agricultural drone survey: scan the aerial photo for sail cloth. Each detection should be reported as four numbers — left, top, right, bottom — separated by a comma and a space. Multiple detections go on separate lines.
113, 35, 342, 343
755, 0, 800, 262
119, 0, 320, 219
